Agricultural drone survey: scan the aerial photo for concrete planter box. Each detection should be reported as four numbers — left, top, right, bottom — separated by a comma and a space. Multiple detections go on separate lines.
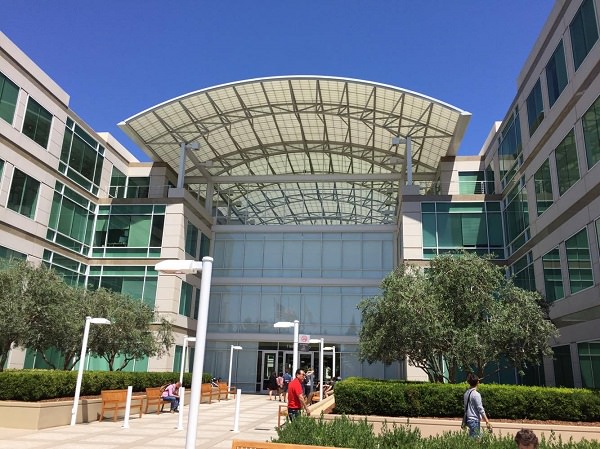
0, 390, 193, 430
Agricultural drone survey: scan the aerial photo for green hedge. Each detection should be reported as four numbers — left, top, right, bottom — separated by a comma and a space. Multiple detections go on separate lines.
0, 370, 213, 401
334, 377, 600, 423
275, 415, 600, 449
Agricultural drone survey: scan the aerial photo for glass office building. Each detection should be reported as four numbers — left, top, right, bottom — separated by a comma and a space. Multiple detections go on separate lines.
2, 0, 600, 389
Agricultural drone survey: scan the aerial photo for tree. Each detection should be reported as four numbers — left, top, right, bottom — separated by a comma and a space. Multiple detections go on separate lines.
86, 288, 173, 371
0, 259, 30, 371
358, 252, 558, 383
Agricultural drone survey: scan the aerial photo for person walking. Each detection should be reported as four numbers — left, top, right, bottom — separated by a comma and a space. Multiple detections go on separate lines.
282, 369, 292, 402
267, 371, 279, 400
463, 373, 492, 438
287, 368, 311, 421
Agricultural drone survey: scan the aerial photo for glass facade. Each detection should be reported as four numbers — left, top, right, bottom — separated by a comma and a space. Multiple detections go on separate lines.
87, 265, 158, 308
526, 79, 545, 136
534, 158, 553, 215
7, 168, 39, 219
422, 202, 504, 258
93, 205, 164, 258
510, 252, 536, 292
213, 231, 393, 279
565, 228, 593, 294
543, 248, 564, 302
579, 341, 600, 389
59, 118, 104, 195
0, 72, 19, 125
42, 250, 87, 287
546, 41, 568, 107
458, 171, 486, 194
503, 179, 529, 254
498, 109, 522, 186
555, 129, 580, 195
179, 281, 193, 317
47, 182, 95, 255
583, 95, 600, 169
570, 0, 599, 71
553, 345, 574, 387
22, 97, 52, 149
109, 166, 127, 198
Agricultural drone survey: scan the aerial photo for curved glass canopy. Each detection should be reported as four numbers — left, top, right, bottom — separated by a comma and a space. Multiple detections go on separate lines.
120, 76, 471, 225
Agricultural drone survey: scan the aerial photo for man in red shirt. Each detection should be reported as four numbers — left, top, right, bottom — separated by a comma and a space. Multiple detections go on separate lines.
287, 369, 311, 420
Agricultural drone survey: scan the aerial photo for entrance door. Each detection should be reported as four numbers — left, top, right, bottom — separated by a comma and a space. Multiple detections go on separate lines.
261, 351, 278, 391
283, 351, 314, 374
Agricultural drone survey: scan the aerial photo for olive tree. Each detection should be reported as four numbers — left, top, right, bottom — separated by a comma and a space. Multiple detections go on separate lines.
358, 252, 558, 383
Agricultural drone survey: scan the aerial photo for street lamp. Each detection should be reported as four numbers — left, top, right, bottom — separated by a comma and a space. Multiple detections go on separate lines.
324, 345, 336, 382
228, 345, 243, 398
274, 320, 299, 374
310, 338, 325, 402
155, 256, 213, 449
179, 337, 196, 386
71, 316, 111, 426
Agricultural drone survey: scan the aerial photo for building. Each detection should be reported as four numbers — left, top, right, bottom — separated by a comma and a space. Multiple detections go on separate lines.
1, 0, 599, 389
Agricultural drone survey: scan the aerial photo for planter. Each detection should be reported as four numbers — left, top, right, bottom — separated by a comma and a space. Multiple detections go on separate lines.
0, 390, 193, 430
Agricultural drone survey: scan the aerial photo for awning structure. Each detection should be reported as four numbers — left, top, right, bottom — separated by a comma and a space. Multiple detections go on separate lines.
119, 76, 471, 225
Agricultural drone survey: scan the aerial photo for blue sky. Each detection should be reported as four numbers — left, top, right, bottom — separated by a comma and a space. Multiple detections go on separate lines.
3, 1, 554, 160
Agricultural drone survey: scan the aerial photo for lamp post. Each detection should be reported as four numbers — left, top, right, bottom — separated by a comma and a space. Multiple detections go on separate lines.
228, 345, 242, 396
324, 345, 336, 381
179, 336, 196, 386
71, 316, 111, 426
310, 338, 325, 401
155, 256, 213, 449
274, 320, 299, 374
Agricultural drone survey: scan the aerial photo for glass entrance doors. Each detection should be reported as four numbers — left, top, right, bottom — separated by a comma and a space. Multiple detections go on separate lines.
283, 351, 314, 374
261, 351, 278, 391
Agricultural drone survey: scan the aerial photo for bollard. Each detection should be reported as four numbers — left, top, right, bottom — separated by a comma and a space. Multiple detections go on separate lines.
122, 386, 133, 429
176, 387, 185, 430
233, 389, 241, 432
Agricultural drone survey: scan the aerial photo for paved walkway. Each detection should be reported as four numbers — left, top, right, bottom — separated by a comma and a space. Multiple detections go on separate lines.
0, 394, 283, 449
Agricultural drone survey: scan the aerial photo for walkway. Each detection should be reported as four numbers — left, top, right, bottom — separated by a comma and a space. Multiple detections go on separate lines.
0, 394, 283, 449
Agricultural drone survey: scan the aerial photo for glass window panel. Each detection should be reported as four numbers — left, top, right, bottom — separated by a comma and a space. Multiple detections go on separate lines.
526, 79, 544, 136
570, 0, 599, 70
534, 158, 553, 215
546, 41, 568, 107
7, 168, 39, 219
22, 97, 52, 148
555, 130, 580, 195
437, 214, 462, 247
583, 95, 600, 169
566, 228, 593, 294
543, 248, 564, 302
0, 72, 19, 124
129, 216, 151, 247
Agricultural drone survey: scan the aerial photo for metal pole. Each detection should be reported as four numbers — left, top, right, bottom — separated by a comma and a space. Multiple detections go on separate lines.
228, 345, 234, 396
233, 389, 241, 432
71, 317, 91, 426
406, 136, 413, 185
333, 347, 336, 380
179, 337, 195, 386
185, 256, 213, 449
177, 142, 187, 189
292, 320, 299, 375
177, 387, 185, 430
319, 338, 324, 402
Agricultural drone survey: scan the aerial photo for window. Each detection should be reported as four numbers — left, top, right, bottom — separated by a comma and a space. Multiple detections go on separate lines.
510, 252, 536, 292
566, 228, 593, 294
87, 265, 157, 308
458, 171, 485, 194
0, 72, 19, 125
534, 158, 553, 215
109, 167, 126, 198
526, 80, 544, 136
59, 118, 104, 194
543, 248, 564, 302
583, 95, 600, 169
22, 97, 52, 148
546, 41, 568, 107
498, 109, 522, 185
503, 180, 529, 254
7, 168, 40, 219
127, 177, 150, 198
555, 129, 580, 195
570, 0, 599, 70
179, 281, 193, 317
185, 222, 199, 258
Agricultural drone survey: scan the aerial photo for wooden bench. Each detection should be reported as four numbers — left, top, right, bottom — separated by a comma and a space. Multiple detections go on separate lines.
144, 387, 168, 414
277, 404, 288, 428
200, 383, 219, 403
217, 381, 237, 400
232, 439, 351, 449
98, 389, 143, 422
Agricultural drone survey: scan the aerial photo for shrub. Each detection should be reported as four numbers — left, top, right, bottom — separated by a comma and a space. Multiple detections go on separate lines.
334, 377, 600, 423
0, 370, 213, 401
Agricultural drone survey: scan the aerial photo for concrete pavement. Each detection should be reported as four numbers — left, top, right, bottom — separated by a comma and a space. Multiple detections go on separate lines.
0, 393, 283, 449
